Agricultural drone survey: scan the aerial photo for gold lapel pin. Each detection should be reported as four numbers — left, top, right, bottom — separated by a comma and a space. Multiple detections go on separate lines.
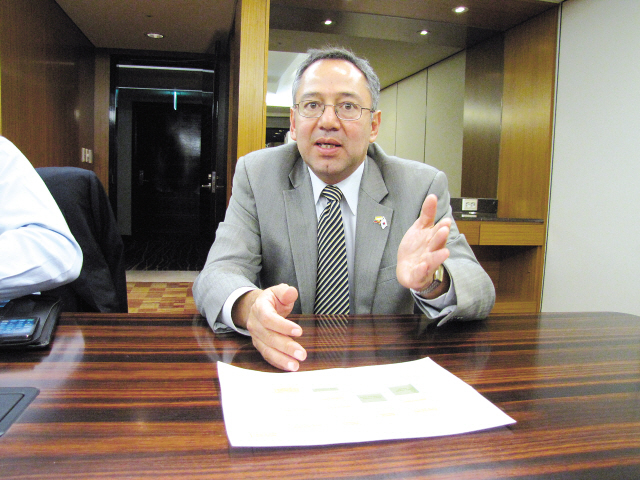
374, 216, 388, 229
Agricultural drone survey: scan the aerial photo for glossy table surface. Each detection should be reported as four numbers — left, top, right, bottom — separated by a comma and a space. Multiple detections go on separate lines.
1, 311, 639, 479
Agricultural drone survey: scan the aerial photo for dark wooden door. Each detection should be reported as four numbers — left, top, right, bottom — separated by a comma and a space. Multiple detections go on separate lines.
131, 102, 211, 240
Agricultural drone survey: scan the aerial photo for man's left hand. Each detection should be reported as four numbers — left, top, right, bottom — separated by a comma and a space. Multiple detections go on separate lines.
396, 194, 451, 297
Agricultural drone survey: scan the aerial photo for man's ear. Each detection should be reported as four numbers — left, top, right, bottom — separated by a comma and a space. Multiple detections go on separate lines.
369, 110, 382, 143
289, 107, 297, 141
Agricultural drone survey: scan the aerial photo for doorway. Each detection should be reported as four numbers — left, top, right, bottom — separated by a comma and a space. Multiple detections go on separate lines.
110, 54, 226, 271
132, 102, 205, 238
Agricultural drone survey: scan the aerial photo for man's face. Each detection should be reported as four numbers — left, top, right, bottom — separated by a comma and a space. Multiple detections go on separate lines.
290, 59, 381, 185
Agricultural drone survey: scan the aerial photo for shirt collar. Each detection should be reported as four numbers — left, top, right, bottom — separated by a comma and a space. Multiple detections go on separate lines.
309, 159, 366, 216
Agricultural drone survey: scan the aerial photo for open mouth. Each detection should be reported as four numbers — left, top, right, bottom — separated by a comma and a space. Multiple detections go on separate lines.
316, 141, 341, 149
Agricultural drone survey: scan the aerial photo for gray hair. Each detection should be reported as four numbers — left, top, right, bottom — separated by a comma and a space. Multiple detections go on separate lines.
291, 46, 380, 110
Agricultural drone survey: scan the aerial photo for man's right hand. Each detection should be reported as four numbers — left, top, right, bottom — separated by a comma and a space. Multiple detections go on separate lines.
232, 284, 306, 371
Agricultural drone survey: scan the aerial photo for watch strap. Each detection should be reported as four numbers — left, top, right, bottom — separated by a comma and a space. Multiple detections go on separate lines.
418, 265, 445, 297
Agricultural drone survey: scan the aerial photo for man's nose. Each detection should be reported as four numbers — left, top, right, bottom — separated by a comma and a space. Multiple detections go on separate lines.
318, 105, 340, 128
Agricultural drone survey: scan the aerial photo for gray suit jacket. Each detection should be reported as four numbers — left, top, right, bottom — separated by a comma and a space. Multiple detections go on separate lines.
193, 142, 494, 328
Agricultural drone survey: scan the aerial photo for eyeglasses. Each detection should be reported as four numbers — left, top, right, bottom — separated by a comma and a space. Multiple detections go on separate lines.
294, 101, 373, 121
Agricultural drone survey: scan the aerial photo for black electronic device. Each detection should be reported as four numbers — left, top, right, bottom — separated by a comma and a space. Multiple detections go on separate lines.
0, 317, 39, 344
0, 294, 61, 349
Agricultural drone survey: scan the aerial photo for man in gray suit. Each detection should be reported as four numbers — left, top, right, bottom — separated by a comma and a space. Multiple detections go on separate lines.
194, 47, 494, 371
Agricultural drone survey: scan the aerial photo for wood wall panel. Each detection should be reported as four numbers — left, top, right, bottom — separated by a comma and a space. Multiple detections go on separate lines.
0, 0, 94, 169
227, 0, 270, 204
491, 8, 558, 313
93, 52, 110, 192
479, 222, 546, 246
497, 8, 558, 220
456, 221, 480, 245
226, 7, 241, 205
461, 35, 503, 199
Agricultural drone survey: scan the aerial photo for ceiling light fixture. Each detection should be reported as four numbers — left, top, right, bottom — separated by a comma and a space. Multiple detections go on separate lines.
324, 19, 333, 25
146, 32, 164, 39
453, 6, 469, 14
419, 29, 429, 36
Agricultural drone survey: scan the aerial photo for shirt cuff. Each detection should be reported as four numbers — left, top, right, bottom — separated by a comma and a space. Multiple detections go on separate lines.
411, 280, 457, 320
213, 287, 253, 336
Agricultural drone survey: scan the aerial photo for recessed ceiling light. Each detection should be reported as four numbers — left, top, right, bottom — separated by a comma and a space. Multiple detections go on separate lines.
419, 30, 429, 36
146, 32, 164, 39
324, 19, 333, 26
453, 6, 469, 14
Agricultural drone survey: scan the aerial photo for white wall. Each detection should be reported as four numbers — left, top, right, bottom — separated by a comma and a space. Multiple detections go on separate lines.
377, 53, 465, 196
542, 0, 640, 315
424, 52, 465, 198
377, 84, 397, 155
396, 70, 427, 163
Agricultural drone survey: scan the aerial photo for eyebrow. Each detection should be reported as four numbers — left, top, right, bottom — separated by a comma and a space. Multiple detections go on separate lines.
298, 92, 363, 103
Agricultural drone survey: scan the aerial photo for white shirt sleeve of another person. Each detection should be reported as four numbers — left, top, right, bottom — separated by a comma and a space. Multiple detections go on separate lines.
0, 137, 83, 300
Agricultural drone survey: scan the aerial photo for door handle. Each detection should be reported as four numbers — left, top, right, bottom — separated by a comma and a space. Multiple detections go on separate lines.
138, 170, 150, 186
201, 171, 218, 192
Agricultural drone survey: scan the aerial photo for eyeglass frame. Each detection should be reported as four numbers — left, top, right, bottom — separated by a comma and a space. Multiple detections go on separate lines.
293, 101, 374, 121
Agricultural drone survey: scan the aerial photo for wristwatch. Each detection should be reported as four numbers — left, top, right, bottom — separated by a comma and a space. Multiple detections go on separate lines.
418, 265, 445, 297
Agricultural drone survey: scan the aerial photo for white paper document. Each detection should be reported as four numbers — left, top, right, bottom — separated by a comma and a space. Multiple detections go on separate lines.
217, 357, 515, 447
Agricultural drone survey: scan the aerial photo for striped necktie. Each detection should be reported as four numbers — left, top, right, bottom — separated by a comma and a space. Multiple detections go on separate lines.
314, 185, 350, 315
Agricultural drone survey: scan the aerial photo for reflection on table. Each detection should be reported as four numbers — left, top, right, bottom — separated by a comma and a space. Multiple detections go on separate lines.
1, 311, 639, 479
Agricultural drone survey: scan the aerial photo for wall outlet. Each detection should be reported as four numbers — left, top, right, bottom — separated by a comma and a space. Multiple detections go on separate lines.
462, 198, 478, 211
81, 148, 93, 163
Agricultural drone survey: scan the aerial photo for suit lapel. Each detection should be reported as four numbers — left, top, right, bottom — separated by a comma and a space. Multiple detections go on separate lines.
354, 157, 393, 314
283, 158, 317, 313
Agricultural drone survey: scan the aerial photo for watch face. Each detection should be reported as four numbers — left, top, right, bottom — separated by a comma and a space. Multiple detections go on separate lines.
434, 265, 445, 282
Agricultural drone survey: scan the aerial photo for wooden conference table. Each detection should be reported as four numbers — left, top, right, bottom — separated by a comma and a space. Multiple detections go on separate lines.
1, 311, 639, 479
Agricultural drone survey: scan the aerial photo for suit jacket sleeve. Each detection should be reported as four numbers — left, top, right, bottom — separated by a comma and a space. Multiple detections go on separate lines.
419, 170, 495, 323
193, 154, 263, 327
358, 144, 495, 321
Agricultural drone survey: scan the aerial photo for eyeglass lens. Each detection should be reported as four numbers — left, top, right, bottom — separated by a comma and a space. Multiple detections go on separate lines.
299, 102, 362, 120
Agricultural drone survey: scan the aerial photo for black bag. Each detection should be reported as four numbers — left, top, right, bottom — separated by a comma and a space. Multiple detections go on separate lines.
0, 294, 62, 349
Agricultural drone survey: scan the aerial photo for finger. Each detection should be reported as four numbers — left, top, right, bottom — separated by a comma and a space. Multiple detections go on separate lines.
250, 300, 302, 337
253, 326, 306, 363
251, 286, 302, 337
271, 284, 299, 316
416, 194, 438, 228
429, 223, 450, 251
253, 335, 299, 371
420, 236, 450, 274
410, 250, 449, 287
429, 247, 450, 270
434, 215, 452, 230
246, 288, 307, 371
248, 312, 306, 362
252, 332, 306, 372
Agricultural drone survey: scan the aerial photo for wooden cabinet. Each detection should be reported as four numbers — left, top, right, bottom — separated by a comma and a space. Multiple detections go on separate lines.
455, 8, 558, 315
457, 221, 546, 314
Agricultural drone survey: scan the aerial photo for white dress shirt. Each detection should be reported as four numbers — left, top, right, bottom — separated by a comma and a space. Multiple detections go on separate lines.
0, 137, 82, 301
216, 158, 456, 334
